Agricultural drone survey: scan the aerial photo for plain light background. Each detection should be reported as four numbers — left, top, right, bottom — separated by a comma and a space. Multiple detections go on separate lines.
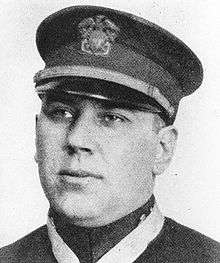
0, 0, 220, 247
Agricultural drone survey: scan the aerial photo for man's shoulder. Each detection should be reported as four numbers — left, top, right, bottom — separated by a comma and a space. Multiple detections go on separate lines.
166, 217, 220, 252
137, 217, 220, 263
0, 225, 55, 263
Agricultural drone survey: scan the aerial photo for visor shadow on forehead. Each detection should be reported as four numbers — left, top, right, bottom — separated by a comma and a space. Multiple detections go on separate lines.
36, 76, 170, 123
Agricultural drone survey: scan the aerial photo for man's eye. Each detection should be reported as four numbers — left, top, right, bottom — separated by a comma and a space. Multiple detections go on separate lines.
99, 113, 128, 126
45, 107, 73, 122
104, 114, 122, 122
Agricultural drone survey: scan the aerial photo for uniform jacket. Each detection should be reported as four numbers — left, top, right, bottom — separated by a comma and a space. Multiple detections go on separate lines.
1, 217, 220, 263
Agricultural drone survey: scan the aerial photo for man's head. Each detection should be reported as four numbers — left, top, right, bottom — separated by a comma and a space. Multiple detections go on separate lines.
34, 6, 203, 227
35, 78, 177, 227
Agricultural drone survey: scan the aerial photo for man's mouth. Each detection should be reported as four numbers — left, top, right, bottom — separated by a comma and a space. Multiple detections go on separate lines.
59, 169, 103, 179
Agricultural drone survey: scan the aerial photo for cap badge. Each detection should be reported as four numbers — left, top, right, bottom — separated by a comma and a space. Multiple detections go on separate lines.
78, 15, 120, 56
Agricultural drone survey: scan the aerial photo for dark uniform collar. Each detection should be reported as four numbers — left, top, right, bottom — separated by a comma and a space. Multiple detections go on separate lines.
49, 195, 155, 263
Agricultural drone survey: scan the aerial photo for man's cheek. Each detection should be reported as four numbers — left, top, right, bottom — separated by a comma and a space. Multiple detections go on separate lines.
37, 129, 62, 159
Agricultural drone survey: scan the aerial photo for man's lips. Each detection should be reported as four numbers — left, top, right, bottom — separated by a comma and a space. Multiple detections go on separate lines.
58, 169, 103, 179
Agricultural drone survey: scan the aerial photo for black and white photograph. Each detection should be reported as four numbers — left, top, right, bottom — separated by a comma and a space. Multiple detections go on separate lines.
0, 1, 220, 262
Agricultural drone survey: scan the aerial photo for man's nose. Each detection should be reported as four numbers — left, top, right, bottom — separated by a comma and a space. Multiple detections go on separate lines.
64, 109, 96, 157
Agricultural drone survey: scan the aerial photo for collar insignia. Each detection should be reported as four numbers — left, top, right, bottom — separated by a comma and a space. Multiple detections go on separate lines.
78, 15, 120, 56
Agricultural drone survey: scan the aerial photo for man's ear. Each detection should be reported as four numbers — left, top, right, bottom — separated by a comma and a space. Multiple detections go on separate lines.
153, 125, 178, 175
34, 114, 39, 163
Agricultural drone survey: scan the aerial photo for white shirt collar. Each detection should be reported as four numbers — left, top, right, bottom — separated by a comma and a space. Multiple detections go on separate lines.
47, 203, 164, 263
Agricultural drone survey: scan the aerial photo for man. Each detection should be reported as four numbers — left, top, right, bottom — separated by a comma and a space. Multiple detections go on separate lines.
0, 5, 219, 263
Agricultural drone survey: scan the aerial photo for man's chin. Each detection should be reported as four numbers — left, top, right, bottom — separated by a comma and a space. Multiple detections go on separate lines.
49, 195, 109, 226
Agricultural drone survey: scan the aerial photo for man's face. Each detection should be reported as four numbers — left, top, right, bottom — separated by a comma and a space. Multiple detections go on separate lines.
36, 90, 161, 226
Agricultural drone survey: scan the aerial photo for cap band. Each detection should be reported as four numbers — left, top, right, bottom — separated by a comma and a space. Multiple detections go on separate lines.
34, 65, 175, 116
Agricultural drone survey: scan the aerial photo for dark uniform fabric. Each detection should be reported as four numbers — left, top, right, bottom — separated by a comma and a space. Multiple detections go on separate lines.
0, 225, 56, 263
134, 218, 220, 263
1, 217, 220, 263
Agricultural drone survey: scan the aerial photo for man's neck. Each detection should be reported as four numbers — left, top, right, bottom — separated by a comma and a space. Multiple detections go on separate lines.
49, 195, 155, 263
